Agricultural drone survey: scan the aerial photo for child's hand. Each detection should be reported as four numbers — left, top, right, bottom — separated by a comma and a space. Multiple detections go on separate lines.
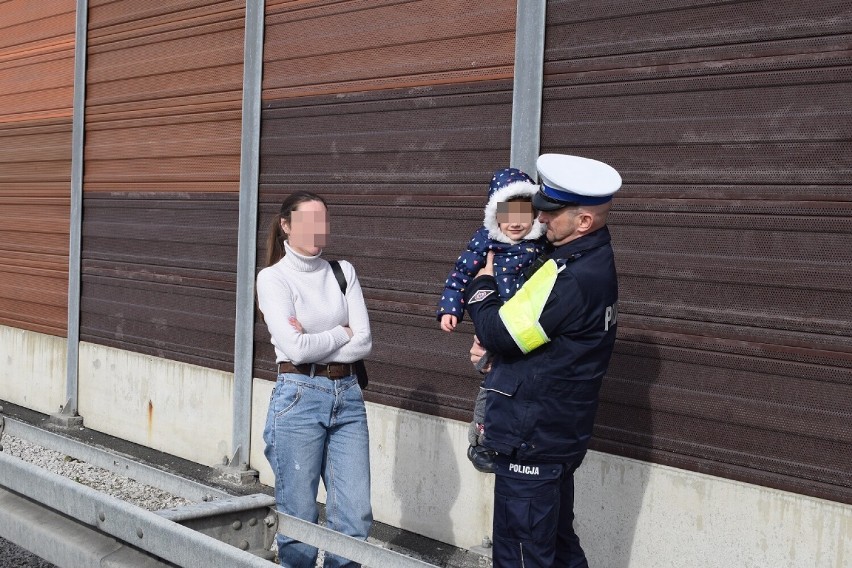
440, 314, 458, 332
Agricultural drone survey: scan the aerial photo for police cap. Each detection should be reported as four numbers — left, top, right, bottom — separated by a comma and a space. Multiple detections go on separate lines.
532, 154, 622, 211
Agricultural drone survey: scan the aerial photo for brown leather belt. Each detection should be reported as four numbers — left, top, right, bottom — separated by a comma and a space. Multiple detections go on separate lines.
277, 361, 354, 379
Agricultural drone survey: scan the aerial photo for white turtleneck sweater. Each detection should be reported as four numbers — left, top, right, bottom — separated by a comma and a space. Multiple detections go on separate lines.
256, 241, 372, 366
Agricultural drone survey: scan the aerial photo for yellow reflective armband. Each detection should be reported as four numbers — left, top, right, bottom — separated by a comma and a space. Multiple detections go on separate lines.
498, 259, 560, 353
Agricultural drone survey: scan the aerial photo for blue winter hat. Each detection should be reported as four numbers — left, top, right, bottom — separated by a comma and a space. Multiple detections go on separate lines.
488, 167, 535, 200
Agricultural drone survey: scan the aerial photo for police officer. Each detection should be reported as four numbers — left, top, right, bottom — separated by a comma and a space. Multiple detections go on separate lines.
465, 154, 621, 567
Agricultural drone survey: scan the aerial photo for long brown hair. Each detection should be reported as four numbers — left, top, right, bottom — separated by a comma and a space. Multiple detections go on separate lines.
264, 192, 328, 267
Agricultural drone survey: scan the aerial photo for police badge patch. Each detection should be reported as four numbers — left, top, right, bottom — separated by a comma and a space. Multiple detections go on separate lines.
468, 289, 495, 304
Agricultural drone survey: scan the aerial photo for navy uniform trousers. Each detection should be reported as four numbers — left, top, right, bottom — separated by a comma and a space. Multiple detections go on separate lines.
492, 456, 588, 568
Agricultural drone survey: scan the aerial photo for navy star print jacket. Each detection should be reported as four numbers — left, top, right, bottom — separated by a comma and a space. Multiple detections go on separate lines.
437, 232, 548, 323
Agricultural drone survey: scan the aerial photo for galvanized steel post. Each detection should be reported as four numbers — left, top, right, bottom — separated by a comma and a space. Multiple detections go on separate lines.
510, 1, 547, 178
230, 0, 265, 471
57, 0, 89, 427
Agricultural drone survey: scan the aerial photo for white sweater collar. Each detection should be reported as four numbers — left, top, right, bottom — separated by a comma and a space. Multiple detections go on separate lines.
280, 241, 324, 272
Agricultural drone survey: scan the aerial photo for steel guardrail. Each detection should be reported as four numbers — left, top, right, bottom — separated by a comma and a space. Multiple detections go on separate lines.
0, 450, 275, 568
1, 415, 229, 502
1, 415, 441, 567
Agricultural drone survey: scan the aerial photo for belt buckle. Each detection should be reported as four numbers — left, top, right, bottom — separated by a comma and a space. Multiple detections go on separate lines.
311, 363, 331, 378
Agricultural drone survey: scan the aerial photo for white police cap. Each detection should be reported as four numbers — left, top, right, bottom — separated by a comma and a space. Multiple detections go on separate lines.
532, 154, 622, 211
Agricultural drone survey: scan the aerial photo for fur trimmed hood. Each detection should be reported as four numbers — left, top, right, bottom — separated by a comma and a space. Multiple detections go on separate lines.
484, 180, 546, 244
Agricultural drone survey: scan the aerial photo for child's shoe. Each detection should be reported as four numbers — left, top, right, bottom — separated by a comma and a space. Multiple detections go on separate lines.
467, 444, 497, 474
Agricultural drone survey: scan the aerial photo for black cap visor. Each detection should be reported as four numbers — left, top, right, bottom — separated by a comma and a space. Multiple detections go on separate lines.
532, 189, 577, 211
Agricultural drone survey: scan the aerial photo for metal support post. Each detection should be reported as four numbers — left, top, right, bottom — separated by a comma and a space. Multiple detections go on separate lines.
509, 0, 547, 178
223, 0, 265, 485
52, 0, 89, 429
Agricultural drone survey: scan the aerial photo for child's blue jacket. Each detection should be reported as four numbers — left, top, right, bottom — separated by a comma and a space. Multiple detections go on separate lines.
437, 227, 548, 322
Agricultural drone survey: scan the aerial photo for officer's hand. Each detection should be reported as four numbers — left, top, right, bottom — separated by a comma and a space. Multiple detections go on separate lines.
474, 251, 495, 278
470, 335, 491, 373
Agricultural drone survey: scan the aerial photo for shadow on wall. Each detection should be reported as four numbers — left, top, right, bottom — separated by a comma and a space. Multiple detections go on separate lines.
391, 385, 460, 548
579, 340, 660, 568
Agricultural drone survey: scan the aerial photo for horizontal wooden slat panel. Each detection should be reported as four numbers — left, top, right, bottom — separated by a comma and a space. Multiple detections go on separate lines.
0, 60, 75, 121
0, 127, 75, 166
80, 194, 238, 371
262, 0, 516, 99
0, 228, 70, 259
544, 0, 851, 63
0, 1, 74, 336
84, 0, 243, 194
77, 3, 244, 368
0, 0, 74, 123
0, 271, 67, 308
0, 298, 68, 337
87, 0, 244, 41
541, 0, 852, 503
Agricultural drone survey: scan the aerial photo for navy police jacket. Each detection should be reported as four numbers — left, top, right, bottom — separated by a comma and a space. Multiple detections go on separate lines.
464, 226, 618, 464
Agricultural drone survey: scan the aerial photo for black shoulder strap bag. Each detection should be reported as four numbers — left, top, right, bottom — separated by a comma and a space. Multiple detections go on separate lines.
329, 260, 369, 389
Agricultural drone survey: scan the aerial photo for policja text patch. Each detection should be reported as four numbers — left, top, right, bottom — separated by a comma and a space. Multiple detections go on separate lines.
494, 455, 563, 481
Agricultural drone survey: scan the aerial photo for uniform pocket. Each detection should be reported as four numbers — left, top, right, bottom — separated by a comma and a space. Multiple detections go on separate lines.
494, 468, 561, 543
483, 366, 524, 397
531, 376, 602, 453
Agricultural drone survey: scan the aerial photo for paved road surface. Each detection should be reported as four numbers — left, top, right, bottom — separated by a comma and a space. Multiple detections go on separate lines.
0, 536, 56, 568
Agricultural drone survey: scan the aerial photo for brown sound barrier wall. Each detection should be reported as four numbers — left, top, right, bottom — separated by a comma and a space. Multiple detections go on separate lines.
256, 81, 517, 419
255, 0, 519, 418
539, 0, 852, 503
79, 1, 245, 370
0, 0, 76, 336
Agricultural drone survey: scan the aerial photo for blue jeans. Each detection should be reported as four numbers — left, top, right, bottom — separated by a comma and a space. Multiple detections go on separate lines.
263, 372, 372, 568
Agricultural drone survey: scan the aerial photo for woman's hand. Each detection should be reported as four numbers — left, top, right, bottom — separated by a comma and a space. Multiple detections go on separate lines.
290, 316, 352, 338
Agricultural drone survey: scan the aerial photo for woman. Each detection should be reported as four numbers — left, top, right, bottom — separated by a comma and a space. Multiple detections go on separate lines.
256, 192, 372, 568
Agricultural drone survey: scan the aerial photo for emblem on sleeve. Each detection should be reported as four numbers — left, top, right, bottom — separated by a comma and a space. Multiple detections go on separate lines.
468, 289, 495, 304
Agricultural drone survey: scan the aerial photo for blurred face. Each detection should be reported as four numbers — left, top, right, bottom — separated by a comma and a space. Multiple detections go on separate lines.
282, 200, 328, 256
496, 201, 535, 241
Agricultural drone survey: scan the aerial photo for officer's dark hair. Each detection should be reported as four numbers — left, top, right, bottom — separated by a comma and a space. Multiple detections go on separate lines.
264, 191, 328, 267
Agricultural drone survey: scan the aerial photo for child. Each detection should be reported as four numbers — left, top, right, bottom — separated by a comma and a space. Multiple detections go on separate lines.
437, 167, 549, 472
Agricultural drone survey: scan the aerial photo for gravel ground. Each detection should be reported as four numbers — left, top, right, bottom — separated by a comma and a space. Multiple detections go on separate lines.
1, 433, 193, 566
2, 433, 192, 511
